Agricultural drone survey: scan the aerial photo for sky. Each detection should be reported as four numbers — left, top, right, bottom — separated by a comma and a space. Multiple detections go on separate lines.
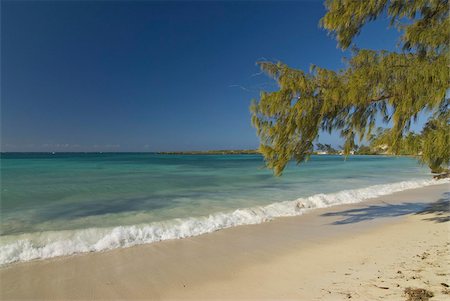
0, 0, 425, 152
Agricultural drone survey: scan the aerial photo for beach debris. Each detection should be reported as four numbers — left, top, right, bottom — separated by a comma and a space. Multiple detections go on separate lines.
374, 285, 390, 290
440, 283, 449, 288
404, 287, 434, 301
295, 202, 305, 209
433, 170, 449, 179
337, 291, 352, 299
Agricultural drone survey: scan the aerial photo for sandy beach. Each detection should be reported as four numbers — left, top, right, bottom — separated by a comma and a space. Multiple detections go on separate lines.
2, 0, 449, 299
1, 183, 449, 300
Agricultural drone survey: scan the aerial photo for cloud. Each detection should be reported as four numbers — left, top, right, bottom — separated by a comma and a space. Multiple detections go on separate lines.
228, 84, 251, 92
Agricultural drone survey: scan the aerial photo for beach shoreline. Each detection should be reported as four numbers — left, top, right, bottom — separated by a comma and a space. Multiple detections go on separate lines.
1, 178, 445, 266
1, 183, 449, 300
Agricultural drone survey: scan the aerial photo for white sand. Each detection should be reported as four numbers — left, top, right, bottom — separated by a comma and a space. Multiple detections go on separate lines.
1, 183, 448, 300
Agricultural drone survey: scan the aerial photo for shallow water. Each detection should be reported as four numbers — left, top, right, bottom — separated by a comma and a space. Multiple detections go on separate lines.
0, 153, 439, 264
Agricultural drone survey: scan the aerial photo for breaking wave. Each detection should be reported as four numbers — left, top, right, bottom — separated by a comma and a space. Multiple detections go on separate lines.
1, 178, 448, 265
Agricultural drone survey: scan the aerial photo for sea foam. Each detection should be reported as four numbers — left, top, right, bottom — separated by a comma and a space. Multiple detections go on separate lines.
1, 178, 448, 265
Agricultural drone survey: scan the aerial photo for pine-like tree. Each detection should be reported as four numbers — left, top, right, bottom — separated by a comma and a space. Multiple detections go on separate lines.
251, 0, 449, 176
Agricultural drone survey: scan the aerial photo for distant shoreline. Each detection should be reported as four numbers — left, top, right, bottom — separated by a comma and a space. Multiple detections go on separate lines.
157, 150, 398, 156
157, 149, 260, 155
0, 150, 413, 157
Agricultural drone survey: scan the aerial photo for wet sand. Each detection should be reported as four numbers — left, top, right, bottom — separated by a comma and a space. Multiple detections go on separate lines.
1, 183, 449, 300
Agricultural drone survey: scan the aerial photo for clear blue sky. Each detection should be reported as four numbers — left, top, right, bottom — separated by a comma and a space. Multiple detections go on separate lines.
1, 0, 424, 152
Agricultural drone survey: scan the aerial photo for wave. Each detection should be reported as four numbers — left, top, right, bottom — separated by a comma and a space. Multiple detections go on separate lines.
1, 178, 448, 265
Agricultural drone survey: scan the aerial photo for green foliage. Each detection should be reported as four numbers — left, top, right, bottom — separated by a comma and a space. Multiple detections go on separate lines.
369, 127, 422, 155
420, 106, 450, 173
251, 0, 449, 175
354, 145, 379, 155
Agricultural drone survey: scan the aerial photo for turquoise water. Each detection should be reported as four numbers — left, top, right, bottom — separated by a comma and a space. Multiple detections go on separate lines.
1, 153, 430, 235
0, 153, 438, 264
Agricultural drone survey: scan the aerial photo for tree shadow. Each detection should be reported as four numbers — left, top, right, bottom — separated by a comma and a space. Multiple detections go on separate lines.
321, 191, 450, 225
415, 192, 450, 223
321, 202, 430, 225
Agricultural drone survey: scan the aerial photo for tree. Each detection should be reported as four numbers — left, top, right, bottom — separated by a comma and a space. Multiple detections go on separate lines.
367, 127, 418, 154
251, 0, 449, 176
354, 145, 378, 155
369, 127, 422, 156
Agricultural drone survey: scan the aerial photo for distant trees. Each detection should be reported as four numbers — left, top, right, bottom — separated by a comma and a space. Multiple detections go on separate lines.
353, 145, 378, 156
315, 143, 339, 154
251, 0, 449, 176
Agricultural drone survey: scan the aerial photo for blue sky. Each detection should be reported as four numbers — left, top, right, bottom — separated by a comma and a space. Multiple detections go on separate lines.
1, 0, 424, 152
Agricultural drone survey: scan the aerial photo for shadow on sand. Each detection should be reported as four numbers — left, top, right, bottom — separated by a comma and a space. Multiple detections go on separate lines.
415, 192, 450, 223
321, 192, 449, 225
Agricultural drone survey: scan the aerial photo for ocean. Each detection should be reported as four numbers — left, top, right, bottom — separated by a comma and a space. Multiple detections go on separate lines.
0, 153, 445, 265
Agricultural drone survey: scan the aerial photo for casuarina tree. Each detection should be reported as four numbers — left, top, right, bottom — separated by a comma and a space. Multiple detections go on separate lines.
251, 0, 449, 176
